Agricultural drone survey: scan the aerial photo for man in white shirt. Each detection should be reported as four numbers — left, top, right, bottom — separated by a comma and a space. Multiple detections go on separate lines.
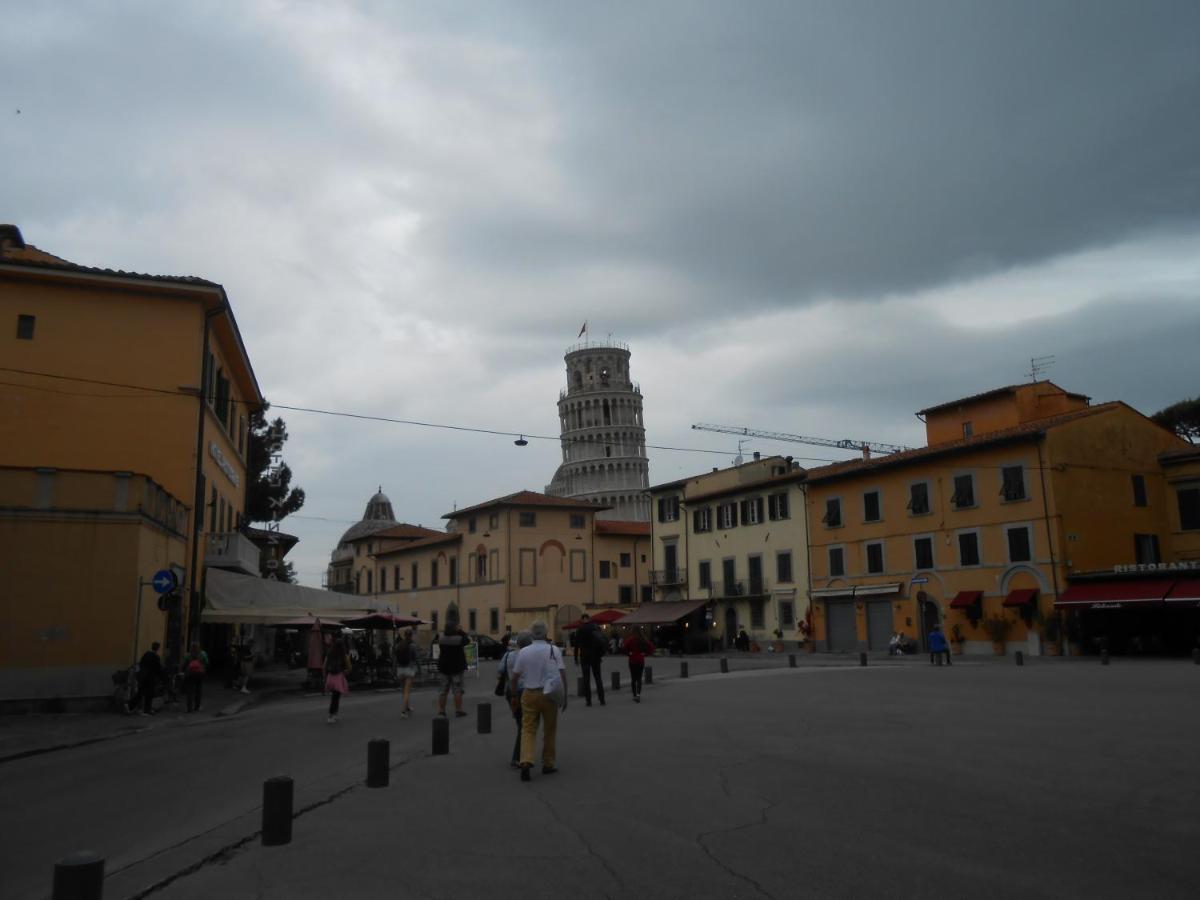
509, 620, 567, 782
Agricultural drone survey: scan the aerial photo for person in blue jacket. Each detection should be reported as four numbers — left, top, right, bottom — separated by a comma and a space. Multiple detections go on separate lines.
928, 623, 951, 666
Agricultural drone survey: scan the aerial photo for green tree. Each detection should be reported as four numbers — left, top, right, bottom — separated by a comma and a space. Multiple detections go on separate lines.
1152, 397, 1200, 444
245, 407, 306, 523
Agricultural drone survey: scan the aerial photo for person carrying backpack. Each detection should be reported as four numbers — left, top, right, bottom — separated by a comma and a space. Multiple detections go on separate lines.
621, 627, 654, 703
183, 642, 209, 713
576, 614, 606, 707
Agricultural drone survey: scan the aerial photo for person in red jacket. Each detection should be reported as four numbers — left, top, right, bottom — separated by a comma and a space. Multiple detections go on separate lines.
621, 627, 654, 703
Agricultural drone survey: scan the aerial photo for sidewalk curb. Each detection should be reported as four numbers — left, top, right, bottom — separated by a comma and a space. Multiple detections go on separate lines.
0, 725, 150, 765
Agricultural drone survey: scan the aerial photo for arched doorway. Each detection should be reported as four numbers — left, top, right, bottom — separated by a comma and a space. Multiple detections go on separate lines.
918, 592, 940, 651
724, 606, 737, 648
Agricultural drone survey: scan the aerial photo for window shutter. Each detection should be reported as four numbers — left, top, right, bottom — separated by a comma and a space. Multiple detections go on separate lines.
693, 509, 702, 532
755, 497, 765, 523
657, 498, 665, 522
739, 500, 749, 523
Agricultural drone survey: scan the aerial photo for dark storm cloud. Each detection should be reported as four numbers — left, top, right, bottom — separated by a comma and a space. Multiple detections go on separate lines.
425, 0, 1200, 315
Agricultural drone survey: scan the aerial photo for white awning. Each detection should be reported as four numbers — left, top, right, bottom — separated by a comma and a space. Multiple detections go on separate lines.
854, 582, 903, 597
203, 568, 372, 625
812, 587, 855, 600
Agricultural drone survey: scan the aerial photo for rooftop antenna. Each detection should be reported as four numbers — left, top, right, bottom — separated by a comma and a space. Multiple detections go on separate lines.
1028, 355, 1055, 382
733, 438, 750, 467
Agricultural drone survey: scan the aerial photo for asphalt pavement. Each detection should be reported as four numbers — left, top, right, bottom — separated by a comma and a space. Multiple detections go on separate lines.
3, 653, 1198, 899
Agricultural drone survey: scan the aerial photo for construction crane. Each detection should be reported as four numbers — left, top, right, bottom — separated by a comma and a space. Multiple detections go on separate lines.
691, 423, 914, 458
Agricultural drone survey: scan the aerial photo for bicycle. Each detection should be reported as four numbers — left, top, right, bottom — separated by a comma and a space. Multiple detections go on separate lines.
111, 664, 138, 713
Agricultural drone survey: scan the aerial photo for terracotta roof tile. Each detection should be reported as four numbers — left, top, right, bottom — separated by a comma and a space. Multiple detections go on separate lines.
916, 380, 1088, 416
371, 523, 445, 540
805, 402, 1122, 484
374, 531, 462, 554
443, 490, 604, 519
1, 246, 219, 287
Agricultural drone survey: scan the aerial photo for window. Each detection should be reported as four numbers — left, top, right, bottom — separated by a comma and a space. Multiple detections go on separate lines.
1007, 526, 1032, 563
657, 496, 681, 522
951, 474, 975, 509
410, 563, 419, 590
717, 502, 737, 529
829, 547, 845, 577
489, 513, 500, 529
822, 498, 842, 527
963, 421, 973, 438
449, 558, 458, 585
518, 512, 536, 527
570, 549, 587, 581
863, 491, 881, 522
238, 415, 246, 455
1000, 466, 1026, 502
641, 585, 652, 603
1134, 533, 1161, 565
431, 610, 438, 630
693, 507, 712, 533
599, 560, 612, 579
722, 558, 737, 594
768, 492, 790, 520
468, 609, 477, 632
468, 517, 477, 534
619, 585, 633, 605
1131, 475, 1148, 508
366, 570, 373, 593
394, 565, 400, 589
750, 600, 765, 629
431, 560, 440, 587
698, 560, 712, 589
780, 601, 795, 627
380, 568, 387, 592
209, 486, 218, 532
489, 608, 499, 632
218, 496, 225, 533
570, 514, 585, 529
620, 552, 631, 568
1179, 487, 1200, 531
740, 497, 765, 525
866, 542, 884, 574
958, 532, 980, 567
914, 536, 934, 570
476, 553, 487, 580
908, 482, 930, 515
776, 551, 793, 583
215, 370, 230, 427
16, 314, 35, 339
489, 549, 499, 580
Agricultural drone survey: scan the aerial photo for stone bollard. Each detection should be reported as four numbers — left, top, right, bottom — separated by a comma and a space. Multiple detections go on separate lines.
645, 666, 653, 684
1101, 649, 1110, 666
262, 776, 294, 846
680, 661, 689, 678
720, 658, 729, 673
477, 702, 492, 734
53, 851, 104, 900
788, 654, 797, 668
432, 717, 449, 756
611, 671, 620, 692
367, 739, 389, 788
1015, 651, 1024, 666
860, 652, 868, 667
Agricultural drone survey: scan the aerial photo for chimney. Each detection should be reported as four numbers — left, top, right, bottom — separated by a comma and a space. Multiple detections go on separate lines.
0, 224, 26, 255
753, 451, 761, 461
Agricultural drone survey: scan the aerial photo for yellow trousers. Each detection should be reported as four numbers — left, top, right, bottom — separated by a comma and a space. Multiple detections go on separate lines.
519, 688, 558, 768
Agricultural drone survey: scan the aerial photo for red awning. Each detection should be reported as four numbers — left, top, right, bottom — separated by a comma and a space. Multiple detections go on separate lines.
949, 590, 983, 609
590, 609, 627, 625
1165, 579, 1200, 605
1003, 588, 1038, 608
1055, 579, 1170, 609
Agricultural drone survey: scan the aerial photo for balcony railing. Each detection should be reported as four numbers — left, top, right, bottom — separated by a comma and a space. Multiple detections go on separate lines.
650, 569, 687, 587
715, 579, 769, 599
205, 531, 261, 576
559, 382, 642, 401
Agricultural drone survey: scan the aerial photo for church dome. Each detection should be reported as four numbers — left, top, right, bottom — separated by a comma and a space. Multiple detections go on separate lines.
336, 487, 399, 545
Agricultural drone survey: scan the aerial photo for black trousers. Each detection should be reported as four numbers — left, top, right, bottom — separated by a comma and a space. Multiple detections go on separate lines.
185, 673, 203, 711
581, 657, 605, 704
509, 690, 523, 761
130, 677, 155, 713
930, 650, 952, 666
629, 661, 645, 697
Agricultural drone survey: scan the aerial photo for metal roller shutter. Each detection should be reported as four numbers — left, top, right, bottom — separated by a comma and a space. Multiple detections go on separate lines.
827, 601, 857, 652
866, 601, 893, 651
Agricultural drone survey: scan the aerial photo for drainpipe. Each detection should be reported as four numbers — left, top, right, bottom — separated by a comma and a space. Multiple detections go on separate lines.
187, 298, 227, 658
1036, 438, 1063, 640
801, 481, 814, 652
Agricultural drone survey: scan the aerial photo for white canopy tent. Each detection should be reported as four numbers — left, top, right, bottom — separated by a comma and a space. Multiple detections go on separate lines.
203, 568, 373, 625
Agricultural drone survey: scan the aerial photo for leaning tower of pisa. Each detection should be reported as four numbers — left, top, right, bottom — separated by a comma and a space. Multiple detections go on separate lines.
545, 340, 650, 521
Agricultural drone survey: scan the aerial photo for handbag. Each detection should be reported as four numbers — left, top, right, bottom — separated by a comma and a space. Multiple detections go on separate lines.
542, 646, 565, 706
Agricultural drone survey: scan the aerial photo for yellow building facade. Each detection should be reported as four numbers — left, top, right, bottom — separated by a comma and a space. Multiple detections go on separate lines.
804, 383, 1191, 656
0, 225, 263, 700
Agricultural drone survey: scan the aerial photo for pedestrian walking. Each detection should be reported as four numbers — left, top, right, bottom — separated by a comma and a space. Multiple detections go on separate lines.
576, 613, 606, 706
621, 627, 654, 702
395, 629, 418, 718
928, 623, 951, 666
127, 641, 164, 716
501, 631, 533, 767
436, 619, 469, 718
183, 642, 209, 713
510, 620, 567, 781
324, 637, 351, 723
237, 640, 255, 694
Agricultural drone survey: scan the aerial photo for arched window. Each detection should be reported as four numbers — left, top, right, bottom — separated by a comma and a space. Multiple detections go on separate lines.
573, 370, 583, 390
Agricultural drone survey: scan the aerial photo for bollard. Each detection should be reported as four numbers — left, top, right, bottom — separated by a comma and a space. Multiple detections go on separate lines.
1101, 649, 1110, 666
788, 654, 797, 668
367, 738, 389, 788
262, 776, 294, 846
860, 652, 868, 667
432, 716, 449, 756
1015, 651, 1024, 666
611, 671, 620, 692
645, 666, 653, 684
53, 851, 104, 900
680, 661, 689, 678
477, 702, 492, 735
576, 676, 586, 698
720, 658, 729, 673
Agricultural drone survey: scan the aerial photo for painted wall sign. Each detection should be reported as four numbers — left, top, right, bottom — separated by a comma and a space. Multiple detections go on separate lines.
209, 441, 240, 487
1113, 561, 1199, 574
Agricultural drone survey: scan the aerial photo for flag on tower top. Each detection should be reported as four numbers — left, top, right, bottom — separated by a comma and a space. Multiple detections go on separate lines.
578, 320, 588, 338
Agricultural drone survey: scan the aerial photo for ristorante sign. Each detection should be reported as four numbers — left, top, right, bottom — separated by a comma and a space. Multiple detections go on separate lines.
1113, 561, 1199, 574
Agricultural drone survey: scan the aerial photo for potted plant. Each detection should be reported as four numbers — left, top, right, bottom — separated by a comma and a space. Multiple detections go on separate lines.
982, 615, 1012, 655
1040, 612, 1062, 656
949, 623, 965, 655
798, 610, 814, 652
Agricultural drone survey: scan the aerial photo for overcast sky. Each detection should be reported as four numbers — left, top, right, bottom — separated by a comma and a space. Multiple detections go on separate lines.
4, 1, 1199, 586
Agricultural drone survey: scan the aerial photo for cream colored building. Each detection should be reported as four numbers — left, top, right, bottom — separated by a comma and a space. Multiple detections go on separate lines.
649, 455, 810, 649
